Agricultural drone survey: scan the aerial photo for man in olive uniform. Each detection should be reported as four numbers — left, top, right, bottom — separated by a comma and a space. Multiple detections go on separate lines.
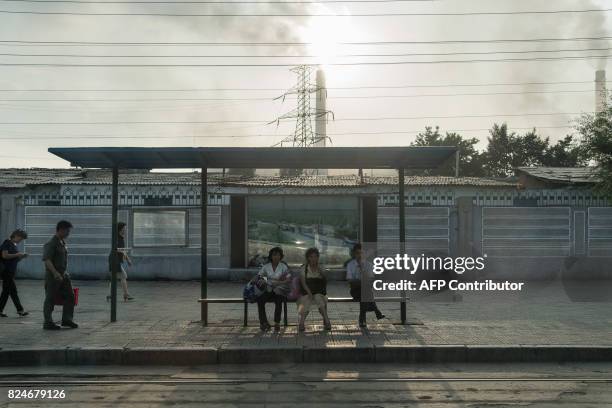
42, 220, 78, 330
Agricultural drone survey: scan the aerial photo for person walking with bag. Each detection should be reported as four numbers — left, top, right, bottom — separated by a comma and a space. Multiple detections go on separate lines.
0, 229, 29, 317
107, 222, 134, 302
297, 247, 331, 332
256, 246, 290, 331
42, 220, 78, 330
346, 243, 385, 328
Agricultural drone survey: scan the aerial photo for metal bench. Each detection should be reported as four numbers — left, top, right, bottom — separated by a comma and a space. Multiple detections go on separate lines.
198, 297, 407, 326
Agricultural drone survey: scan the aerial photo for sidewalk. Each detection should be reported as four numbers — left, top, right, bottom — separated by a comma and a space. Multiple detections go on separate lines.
1, 280, 612, 365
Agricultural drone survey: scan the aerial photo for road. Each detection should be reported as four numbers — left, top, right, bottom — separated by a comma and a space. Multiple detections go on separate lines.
1, 363, 612, 407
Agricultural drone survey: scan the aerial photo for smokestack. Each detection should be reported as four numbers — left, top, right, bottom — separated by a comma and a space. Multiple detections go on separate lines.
315, 68, 327, 148
595, 70, 606, 113
314, 68, 327, 176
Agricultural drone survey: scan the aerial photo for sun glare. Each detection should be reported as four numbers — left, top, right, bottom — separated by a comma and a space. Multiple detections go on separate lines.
301, 13, 356, 69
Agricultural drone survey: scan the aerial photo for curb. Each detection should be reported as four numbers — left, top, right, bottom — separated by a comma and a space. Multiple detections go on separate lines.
1, 345, 612, 366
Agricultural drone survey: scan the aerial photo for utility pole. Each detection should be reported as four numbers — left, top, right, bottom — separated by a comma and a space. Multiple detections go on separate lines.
271, 65, 333, 148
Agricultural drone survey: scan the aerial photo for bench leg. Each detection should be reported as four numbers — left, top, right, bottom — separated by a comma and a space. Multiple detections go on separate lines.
400, 301, 406, 325
283, 301, 288, 326
244, 302, 248, 327
201, 303, 208, 326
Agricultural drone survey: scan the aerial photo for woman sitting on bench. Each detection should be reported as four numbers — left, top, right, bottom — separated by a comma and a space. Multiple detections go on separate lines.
297, 247, 332, 332
257, 246, 290, 331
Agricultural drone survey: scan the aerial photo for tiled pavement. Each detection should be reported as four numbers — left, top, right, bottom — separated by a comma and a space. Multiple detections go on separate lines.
1, 279, 612, 363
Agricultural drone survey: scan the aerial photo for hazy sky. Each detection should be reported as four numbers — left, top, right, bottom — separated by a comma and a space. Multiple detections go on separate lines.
0, 0, 610, 168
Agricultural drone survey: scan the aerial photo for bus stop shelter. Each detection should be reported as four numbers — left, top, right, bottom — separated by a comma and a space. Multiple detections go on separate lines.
48, 146, 458, 324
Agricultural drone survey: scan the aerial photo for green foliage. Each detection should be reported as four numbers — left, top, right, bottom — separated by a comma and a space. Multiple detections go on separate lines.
575, 96, 612, 196
410, 124, 584, 178
410, 126, 485, 176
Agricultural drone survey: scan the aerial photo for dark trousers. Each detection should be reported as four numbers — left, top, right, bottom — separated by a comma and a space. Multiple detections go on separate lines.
0, 274, 24, 313
43, 275, 74, 324
257, 291, 284, 325
350, 282, 383, 324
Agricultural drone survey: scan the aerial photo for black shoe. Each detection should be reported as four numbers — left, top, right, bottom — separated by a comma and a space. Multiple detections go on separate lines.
274, 323, 281, 332
17, 311, 29, 317
43, 323, 61, 330
259, 322, 271, 332
376, 314, 386, 320
359, 321, 367, 328
61, 321, 79, 329
0, 313, 7, 318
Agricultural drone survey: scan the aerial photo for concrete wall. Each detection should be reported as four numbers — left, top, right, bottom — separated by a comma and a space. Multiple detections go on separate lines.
4, 184, 612, 282
16, 205, 230, 280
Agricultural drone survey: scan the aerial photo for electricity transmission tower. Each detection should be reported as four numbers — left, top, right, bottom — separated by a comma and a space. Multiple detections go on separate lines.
271, 65, 333, 147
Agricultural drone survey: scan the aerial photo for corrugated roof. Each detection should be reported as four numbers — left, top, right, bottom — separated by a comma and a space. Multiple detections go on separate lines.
0, 168, 516, 188
0, 168, 84, 189
516, 167, 598, 184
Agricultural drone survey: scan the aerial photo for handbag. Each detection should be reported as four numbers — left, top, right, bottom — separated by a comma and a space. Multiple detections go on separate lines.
54, 287, 79, 306
243, 275, 266, 303
287, 275, 302, 301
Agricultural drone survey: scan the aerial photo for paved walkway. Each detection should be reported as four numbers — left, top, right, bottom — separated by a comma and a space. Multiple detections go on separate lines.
1, 280, 612, 364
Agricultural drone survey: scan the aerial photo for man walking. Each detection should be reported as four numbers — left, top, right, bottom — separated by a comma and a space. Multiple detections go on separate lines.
42, 220, 78, 330
0, 229, 30, 317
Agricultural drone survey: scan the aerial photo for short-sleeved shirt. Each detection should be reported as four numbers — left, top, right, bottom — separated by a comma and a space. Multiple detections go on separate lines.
258, 261, 289, 281
0, 239, 19, 276
346, 259, 373, 281
42, 235, 68, 275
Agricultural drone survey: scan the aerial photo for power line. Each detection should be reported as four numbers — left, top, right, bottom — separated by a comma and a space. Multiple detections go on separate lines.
1, 47, 610, 58
0, 80, 609, 92
3, 0, 434, 3
0, 112, 590, 125
0, 7, 610, 17
0, 54, 609, 66
0, 89, 598, 102
2, 36, 610, 46
0, 126, 576, 140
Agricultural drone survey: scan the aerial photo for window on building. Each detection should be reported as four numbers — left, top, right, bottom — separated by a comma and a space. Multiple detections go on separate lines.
133, 210, 187, 247
247, 196, 359, 267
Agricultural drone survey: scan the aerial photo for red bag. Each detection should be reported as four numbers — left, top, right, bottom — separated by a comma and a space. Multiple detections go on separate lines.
54, 288, 79, 306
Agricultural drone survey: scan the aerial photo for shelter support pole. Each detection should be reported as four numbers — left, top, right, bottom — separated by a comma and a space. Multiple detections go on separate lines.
398, 168, 406, 325
201, 168, 208, 325
110, 166, 119, 323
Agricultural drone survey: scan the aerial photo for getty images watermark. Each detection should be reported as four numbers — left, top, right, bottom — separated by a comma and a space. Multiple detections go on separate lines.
369, 253, 525, 292
361, 243, 525, 301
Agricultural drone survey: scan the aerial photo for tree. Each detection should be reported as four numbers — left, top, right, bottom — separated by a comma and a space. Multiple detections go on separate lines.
542, 135, 586, 167
514, 129, 549, 167
575, 95, 612, 196
410, 126, 485, 176
483, 123, 562, 177
482, 123, 518, 177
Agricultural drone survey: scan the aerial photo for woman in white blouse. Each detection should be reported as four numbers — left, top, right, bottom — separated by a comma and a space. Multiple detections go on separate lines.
257, 247, 291, 331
